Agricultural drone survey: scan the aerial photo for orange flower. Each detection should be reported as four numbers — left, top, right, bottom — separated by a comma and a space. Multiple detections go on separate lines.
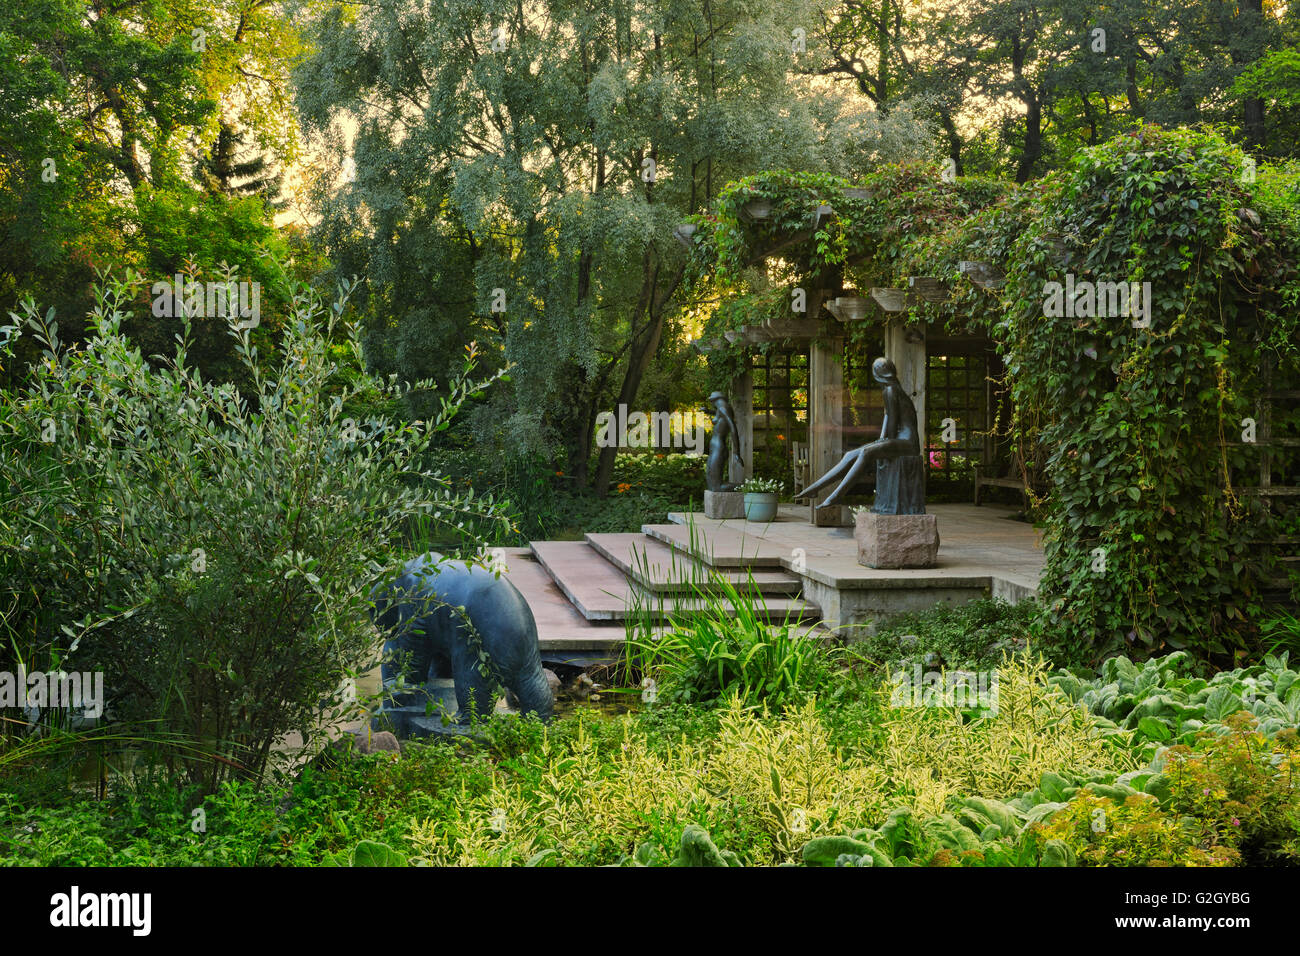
616, 482, 632, 494
555, 470, 564, 476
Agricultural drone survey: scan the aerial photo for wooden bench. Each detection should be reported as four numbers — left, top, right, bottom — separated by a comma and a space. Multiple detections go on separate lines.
974, 464, 1031, 507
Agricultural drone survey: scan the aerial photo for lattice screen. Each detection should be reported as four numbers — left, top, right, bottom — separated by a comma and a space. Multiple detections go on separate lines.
750, 349, 808, 486
925, 352, 988, 482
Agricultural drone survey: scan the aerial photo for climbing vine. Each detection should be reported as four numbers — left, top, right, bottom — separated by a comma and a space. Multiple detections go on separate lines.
983, 127, 1300, 664
689, 126, 1300, 665
686, 166, 1009, 375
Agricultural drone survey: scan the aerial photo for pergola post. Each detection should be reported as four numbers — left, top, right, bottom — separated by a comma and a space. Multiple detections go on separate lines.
809, 327, 846, 527
885, 319, 927, 457
730, 367, 753, 487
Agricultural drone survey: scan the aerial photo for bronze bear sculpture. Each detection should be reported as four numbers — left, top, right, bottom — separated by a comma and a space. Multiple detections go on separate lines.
370, 553, 554, 728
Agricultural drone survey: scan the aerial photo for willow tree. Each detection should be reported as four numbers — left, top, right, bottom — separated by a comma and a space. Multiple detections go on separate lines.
292, 0, 934, 490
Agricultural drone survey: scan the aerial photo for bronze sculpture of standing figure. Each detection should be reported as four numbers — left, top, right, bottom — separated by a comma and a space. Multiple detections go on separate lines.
705, 391, 745, 492
795, 357, 920, 509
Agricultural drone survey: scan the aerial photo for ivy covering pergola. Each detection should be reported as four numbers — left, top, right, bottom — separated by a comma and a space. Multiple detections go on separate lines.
681, 165, 1012, 524
681, 125, 1300, 663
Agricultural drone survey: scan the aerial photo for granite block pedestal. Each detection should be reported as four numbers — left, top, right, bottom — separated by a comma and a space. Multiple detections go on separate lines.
856, 510, 940, 569
704, 490, 745, 520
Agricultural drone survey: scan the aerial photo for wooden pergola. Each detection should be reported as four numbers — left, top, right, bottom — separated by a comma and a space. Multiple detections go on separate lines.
692, 199, 1005, 525
685, 179, 1299, 597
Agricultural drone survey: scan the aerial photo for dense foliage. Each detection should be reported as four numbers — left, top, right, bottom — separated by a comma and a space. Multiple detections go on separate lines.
984, 127, 1300, 662
691, 126, 1300, 664
6, 643, 1295, 867
858, 598, 1038, 669
0, 0, 314, 387
0, 272, 508, 787
2, 0, 1298, 873
291, 0, 938, 494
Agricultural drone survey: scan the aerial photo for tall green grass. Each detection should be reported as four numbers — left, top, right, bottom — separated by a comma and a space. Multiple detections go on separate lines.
620, 515, 833, 709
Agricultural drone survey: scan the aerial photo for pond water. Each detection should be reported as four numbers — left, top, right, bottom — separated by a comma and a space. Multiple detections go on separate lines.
553, 692, 641, 719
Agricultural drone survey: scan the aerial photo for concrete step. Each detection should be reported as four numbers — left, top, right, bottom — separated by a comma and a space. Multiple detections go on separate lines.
642, 521, 793, 568
498, 548, 625, 654
530, 540, 820, 623
585, 532, 801, 596
528, 540, 636, 620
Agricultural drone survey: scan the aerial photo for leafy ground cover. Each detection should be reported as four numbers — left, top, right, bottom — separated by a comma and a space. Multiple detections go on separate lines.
5, 630, 1295, 867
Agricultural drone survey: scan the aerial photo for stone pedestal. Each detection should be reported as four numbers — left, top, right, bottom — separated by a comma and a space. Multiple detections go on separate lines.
874, 455, 927, 515
856, 510, 939, 569
704, 490, 745, 519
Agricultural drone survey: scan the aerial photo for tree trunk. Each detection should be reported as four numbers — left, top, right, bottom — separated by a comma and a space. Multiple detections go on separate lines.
1125, 54, 1144, 119
591, 258, 686, 496
1238, 0, 1267, 148
1017, 93, 1041, 183
939, 109, 962, 176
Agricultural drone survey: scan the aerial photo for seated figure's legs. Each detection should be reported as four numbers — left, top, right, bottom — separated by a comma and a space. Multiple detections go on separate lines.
794, 447, 860, 499
806, 439, 922, 509
819, 452, 874, 509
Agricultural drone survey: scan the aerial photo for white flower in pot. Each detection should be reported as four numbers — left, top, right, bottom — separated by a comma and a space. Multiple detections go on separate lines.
738, 477, 784, 522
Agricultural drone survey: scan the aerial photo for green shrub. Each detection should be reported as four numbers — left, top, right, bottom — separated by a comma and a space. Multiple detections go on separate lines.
858, 597, 1038, 669
1040, 792, 1238, 867
0, 270, 509, 786
1260, 609, 1300, 660
991, 128, 1300, 664
407, 699, 887, 866
1049, 651, 1300, 762
625, 574, 832, 711
424, 445, 688, 544
874, 654, 1135, 813
544, 488, 677, 537
1162, 714, 1300, 864
610, 452, 705, 505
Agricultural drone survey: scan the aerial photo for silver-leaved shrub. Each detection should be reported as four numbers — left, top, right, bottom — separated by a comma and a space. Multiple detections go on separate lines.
0, 268, 509, 787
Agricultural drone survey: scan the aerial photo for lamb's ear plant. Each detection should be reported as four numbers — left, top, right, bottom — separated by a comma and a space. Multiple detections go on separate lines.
0, 266, 511, 790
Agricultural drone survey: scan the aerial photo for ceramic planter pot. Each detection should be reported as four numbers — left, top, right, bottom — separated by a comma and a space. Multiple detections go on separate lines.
743, 492, 779, 522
